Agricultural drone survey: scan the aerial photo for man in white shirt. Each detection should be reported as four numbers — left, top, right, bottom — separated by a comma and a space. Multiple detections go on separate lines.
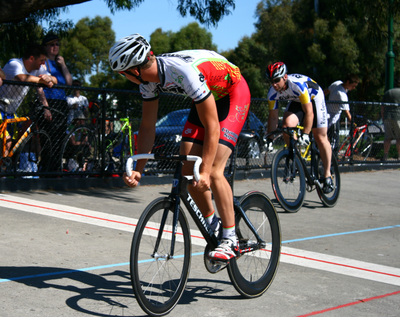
0, 43, 56, 155
66, 79, 89, 124
326, 74, 359, 151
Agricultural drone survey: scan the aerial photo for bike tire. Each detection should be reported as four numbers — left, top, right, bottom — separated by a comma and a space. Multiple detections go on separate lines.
60, 126, 97, 173
264, 133, 285, 167
353, 133, 373, 161
270, 148, 306, 213
227, 191, 281, 298
130, 197, 191, 316
314, 153, 341, 208
13, 130, 52, 174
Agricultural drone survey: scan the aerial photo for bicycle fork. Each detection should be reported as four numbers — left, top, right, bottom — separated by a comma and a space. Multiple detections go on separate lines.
234, 198, 266, 255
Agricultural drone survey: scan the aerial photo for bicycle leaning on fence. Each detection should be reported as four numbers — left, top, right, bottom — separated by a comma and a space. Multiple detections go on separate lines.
0, 99, 52, 176
125, 148, 281, 316
336, 115, 383, 162
60, 116, 133, 173
270, 126, 341, 213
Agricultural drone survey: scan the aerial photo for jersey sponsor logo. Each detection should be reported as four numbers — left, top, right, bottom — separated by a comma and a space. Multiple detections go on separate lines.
222, 127, 238, 143
184, 128, 192, 134
199, 73, 205, 82
159, 53, 194, 63
228, 104, 249, 123
187, 193, 214, 236
172, 179, 179, 188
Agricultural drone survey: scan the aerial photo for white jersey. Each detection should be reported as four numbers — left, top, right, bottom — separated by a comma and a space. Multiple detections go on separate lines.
267, 74, 323, 108
328, 84, 349, 126
267, 74, 328, 128
140, 50, 242, 104
0, 58, 48, 113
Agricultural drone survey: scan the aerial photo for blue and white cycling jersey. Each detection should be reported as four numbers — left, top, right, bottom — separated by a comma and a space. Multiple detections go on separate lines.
267, 74, 321, 110
267, 74, 327, 128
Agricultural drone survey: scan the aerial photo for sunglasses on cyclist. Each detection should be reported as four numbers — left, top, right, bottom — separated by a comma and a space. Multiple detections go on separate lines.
270, 77, 282, 84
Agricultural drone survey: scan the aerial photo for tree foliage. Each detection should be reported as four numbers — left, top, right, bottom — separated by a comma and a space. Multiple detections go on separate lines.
62, 16, 115, 83
224, 0, 400, 102
150, 22, 217, 55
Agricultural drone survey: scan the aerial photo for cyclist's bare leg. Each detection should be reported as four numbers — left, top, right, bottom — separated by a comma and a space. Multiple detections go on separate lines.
282, 112, 299, 145
180, 141, 235, 229
313, 126, 332, 178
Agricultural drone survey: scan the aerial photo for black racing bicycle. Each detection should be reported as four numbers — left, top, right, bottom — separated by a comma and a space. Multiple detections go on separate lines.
126, 150, 281, 316
270, 127, 341, 213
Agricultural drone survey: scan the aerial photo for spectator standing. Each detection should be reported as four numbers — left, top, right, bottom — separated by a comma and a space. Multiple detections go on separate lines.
326, 74, 359, 151
66, 79, 89, 124
324, 80, 343, 96
0, 44, 55, 156
381, 77, 400, 161
42, 32, 72, 171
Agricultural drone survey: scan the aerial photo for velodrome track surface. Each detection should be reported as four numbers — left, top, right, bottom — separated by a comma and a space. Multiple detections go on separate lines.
0, 169, 399, 316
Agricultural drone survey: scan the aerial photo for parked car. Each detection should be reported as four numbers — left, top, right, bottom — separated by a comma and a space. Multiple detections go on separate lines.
133, 109, 266, 164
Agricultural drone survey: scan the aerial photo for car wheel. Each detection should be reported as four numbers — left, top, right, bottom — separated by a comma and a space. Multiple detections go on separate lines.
246, 139, 261, 159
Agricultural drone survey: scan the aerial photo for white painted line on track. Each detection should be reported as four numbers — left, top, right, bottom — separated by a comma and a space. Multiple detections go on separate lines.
1, 194, 399, 287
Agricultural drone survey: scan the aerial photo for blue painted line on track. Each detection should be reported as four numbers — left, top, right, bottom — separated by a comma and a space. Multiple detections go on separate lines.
1, 225, 398, 284
282, 224, 400, 244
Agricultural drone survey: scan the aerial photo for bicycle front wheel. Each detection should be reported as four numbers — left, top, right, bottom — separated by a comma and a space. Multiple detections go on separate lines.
315, 153, 341, 208
130, 197, 191, 316
353, 133, 373, 161
271, 148, 306, 212
13, 130, 52, 174
228, 191, 281, 298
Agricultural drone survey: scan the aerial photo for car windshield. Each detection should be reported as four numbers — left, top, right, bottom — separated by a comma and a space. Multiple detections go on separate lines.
156, 111, 188, 127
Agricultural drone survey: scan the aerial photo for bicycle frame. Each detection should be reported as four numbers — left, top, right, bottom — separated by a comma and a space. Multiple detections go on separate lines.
105, 117, 133, 155
342, 124, 368, 159
284, 128, 322, 191
1, 116, 31, 157
127, 154, 265, 258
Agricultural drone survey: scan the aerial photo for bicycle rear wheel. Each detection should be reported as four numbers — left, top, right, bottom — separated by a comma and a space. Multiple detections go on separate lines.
264, 133, 285, 167
228, 191, 281, 298
60, 126, 97, 173
353, 133, 373, 161
271, 148, 306, 212
130, 197, 191, 316
314, 153, 341, 208
13, 130, 52, 175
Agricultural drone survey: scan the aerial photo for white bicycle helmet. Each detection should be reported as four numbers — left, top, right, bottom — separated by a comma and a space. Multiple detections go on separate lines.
109, 34, 151, 72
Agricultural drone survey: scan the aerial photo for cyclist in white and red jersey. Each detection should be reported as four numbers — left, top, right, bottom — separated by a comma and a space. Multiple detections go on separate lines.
265, 62, 333, 193
109, 34, 251, 261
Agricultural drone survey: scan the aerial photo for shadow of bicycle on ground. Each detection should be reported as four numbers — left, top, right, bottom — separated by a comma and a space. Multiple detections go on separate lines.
1, 266, 240, 316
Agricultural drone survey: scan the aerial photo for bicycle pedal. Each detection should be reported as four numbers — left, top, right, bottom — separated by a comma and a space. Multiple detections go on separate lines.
203, 244, 228, 273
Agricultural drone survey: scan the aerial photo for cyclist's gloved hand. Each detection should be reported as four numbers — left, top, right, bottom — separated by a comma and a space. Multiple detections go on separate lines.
265, 139, 274, 152
298, 133, 310, 146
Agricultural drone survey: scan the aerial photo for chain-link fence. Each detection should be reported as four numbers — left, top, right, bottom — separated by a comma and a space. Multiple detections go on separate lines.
0, 81, 398, 179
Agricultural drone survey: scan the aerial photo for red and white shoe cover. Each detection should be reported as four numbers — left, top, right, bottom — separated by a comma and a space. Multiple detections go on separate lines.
208, 238, 237, 262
